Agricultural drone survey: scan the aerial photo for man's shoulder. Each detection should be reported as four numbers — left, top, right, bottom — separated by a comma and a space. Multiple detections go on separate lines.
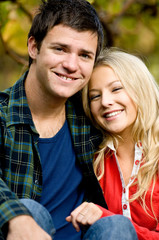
67, 91, 102, 144
66, 91, 90, 128
0, 87, 12, 113
0, 72, 27, 113
67, 91, 84, 114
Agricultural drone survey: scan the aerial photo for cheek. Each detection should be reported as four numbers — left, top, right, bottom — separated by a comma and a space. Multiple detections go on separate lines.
83, 64, 94, 79
90, 103, 100, 119
90, 103, 96, 115
38, 49, 57, 65
131, 106, 138, 122
36, 54, 49, 68
129, 99, 137, 116
123, 94, 137, 113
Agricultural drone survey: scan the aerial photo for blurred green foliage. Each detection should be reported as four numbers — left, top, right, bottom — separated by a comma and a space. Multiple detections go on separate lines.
0, 0, 159, 90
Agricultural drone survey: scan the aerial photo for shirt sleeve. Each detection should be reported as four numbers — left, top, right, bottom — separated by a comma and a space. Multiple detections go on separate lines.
96, 205, 159, 240
0, 115, 32, 228
96, 205, 115, 217
0, 178, 32, 228
132, 220, 159, 240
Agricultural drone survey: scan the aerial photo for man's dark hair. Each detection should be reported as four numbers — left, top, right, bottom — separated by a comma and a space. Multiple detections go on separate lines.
28, 0, 103, 66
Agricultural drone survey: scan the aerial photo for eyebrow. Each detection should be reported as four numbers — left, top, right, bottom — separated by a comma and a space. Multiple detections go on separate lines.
89, 89, 99, 93
89, 80, 121, 92
50, 42, 96, 56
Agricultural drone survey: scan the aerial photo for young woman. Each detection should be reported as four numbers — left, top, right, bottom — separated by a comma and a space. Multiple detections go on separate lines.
66, 48, 159, 239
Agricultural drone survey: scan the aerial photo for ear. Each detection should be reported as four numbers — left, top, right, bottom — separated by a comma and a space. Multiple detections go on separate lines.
28, 36, 38, 60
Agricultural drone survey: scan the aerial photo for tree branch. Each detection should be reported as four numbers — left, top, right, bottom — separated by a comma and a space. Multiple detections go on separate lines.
0, 27, 28, 66
0, 0, 33, 21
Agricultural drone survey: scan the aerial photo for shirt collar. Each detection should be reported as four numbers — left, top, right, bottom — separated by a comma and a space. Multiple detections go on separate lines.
3, 71, 35, 128
107, 140, 143, 162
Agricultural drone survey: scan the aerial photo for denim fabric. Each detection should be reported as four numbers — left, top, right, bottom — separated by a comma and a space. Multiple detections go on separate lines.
83, 215, 138, 240
20, 199, 55, 238
20, 199, 138, 240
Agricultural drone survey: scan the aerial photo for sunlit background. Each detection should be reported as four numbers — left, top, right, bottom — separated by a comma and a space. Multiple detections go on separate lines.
0, 0, 159, 90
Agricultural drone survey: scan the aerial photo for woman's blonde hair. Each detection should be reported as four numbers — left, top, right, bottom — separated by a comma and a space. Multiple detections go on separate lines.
82, 47, 159, 208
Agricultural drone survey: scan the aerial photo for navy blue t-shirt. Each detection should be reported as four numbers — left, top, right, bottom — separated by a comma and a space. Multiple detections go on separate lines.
39, 120, 84, 239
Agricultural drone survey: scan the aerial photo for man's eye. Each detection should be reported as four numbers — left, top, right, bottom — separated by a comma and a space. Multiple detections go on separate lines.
52, 46, 65, 52
81, 54, 90, 59
55, 47, 63, 51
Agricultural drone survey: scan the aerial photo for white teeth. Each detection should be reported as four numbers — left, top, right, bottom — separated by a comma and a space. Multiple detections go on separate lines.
59, 74, 74, 81
106, 110, 122, 118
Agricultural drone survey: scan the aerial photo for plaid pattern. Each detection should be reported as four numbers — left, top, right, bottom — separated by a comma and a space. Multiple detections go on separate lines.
0, 72, 106, 237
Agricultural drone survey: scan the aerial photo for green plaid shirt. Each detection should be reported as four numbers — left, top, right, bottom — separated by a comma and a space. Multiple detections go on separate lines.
0, 72, 107, 237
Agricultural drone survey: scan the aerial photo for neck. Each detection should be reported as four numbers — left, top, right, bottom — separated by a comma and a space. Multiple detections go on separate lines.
25, 70, 66, 138
117, 140, 135, 161
116, 137, 135, 186
25, 68, 67, 118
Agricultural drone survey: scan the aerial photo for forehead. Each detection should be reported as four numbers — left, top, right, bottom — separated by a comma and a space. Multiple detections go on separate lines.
90, 66, 119, 86
44, 24, 98, 52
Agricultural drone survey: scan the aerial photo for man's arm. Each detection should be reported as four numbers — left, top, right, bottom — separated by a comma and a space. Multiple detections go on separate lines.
0, 159, 52, 240
0, 177, 32, 228
7, 215, 52, 240
0, 112, 51, 239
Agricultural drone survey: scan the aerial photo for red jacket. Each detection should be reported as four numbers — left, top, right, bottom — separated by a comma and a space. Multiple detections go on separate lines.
98, 147, 159, 240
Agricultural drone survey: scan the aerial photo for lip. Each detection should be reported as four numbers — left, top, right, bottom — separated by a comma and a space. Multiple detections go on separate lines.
103, 109, 123, 120
55, 72, 79, 82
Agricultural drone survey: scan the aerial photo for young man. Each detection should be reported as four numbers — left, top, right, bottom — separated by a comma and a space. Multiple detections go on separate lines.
0, 0, 138, 239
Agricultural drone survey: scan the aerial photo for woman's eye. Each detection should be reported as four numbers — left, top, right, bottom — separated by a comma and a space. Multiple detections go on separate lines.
89, 94, 100, 101
112, 87, 123, 92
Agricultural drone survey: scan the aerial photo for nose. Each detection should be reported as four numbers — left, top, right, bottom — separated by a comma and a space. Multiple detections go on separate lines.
62, 53, 79, 73
101, 92, 114, 107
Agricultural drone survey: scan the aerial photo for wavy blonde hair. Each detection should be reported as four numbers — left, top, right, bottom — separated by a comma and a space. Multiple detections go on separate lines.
82, 48, 159, 210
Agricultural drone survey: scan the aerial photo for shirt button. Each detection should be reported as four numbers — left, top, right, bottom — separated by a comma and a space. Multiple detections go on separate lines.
123, 204, 127, 210
35, 179, 39, 185
135, 160, 139, 165
137, 142, 141, 147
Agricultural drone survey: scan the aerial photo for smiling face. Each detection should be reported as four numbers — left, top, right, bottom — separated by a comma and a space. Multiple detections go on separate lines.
28, 24, 98, 101
89, 65, 137, 138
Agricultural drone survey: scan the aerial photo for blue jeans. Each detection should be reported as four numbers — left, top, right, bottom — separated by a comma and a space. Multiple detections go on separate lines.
82, 215, 138, 240
20, 199, 138, 240
20, 199, 55, 238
